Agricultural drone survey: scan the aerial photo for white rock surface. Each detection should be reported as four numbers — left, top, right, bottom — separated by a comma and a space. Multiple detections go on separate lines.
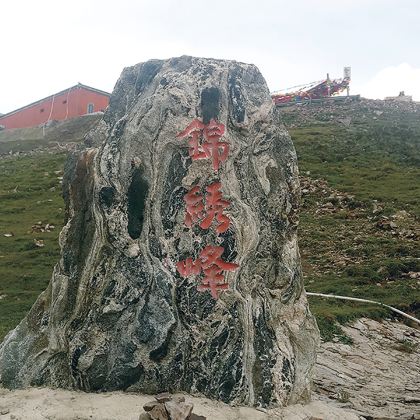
314, 318, 420, 419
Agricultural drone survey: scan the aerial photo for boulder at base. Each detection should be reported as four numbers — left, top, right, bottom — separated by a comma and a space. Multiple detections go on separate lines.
0, 56, 319, 408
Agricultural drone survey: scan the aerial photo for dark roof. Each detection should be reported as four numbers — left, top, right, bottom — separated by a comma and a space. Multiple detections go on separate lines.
0, 83, 111, 120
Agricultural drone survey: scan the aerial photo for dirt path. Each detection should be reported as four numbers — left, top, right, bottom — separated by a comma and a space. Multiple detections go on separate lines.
0, 387, 361, 420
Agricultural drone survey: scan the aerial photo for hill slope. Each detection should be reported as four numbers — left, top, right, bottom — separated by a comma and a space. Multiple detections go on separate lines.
0, 114, 101, 155
283, 98, 420, 339
0, 102, 419, 341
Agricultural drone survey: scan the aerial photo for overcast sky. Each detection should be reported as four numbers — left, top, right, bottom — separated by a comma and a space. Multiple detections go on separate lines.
1, 0, 419, 113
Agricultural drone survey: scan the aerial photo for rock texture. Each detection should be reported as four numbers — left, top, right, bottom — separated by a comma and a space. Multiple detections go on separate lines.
0, 56, 318, 407
315, 318, 420, 419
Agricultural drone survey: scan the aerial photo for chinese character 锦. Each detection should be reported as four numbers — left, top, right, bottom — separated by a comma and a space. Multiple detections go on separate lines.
177, 118, 229, 171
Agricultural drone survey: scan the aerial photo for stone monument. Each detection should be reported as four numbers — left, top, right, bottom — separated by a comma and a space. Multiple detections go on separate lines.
0, 56, 319, 407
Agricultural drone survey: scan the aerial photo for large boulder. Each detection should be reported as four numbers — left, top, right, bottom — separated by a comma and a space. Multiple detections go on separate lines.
0, 56, 319, 407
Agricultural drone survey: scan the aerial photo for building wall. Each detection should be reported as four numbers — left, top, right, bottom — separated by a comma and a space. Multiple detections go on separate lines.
0, 86, 109, 129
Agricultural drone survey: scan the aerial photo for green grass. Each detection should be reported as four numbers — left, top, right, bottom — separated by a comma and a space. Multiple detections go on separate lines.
288, 107, 420, 339
291, 124, 420, 216
0, 153, 66, 339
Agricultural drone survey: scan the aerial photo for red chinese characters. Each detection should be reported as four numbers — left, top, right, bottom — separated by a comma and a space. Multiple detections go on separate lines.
200, 182, 230, 233
183, 186, 205, 228
176, 246, 239, 299
175, 117, 239, 300
177, 118, 229, 171
176, 257, 201, 277
183, 182, 230, 233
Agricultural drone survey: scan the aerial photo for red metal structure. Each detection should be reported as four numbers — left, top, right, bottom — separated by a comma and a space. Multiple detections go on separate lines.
0, 83, 110, 129
271, 75, 350, 105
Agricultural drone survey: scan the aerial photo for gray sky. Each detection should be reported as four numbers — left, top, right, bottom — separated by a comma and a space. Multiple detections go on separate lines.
1, 0, 420, 113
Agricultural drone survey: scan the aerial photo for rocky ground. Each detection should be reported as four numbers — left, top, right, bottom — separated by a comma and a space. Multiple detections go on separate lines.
0, 318, 418, 420
315, 318, 420, 419
299, 175, 419, 277
279, 97, 420, 129
0, 388, 359, 420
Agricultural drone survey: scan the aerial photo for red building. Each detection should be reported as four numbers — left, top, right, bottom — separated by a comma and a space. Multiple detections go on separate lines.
0, 83, 110, 129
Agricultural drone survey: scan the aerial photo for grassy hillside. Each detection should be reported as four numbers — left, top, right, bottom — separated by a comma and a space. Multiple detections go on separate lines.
0, 153, 66, 339
0, 114, 101, 155
0, 102, 419, 342
283, 99, 420, 340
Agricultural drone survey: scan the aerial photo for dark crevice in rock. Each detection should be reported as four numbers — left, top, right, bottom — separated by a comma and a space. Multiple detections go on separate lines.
71, 345, 86, 377
161, 150, 188, 235
99, 186, 116, 208
253, 309, 277, 407
200, 87, 220, 124
127, 168, 149, 239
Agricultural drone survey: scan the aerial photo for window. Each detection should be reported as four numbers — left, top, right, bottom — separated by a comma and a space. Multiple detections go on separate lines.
40, 108, 45, 113
62, 100, 67, 104
87, 103, 94, 114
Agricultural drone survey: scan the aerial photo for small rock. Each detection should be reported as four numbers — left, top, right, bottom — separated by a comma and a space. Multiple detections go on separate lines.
189, 415, 206, 420
155, 392, 172, 403
0, 408, 10, 415
164, 399, 193, 420
392, 210, 410, 220
144, 401, 159, 412
139, 414, 152, 420
3, 233, 13, 237
149, 404, 169, 420
34, 239, 45, 248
